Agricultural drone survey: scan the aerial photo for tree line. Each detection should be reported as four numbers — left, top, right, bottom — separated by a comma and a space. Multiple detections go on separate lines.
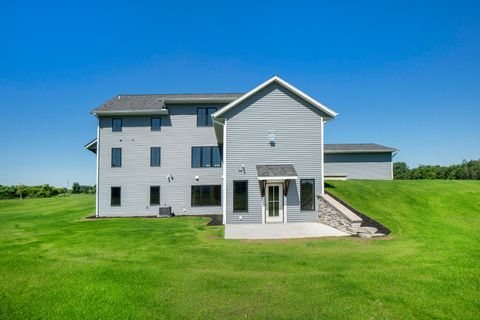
394, 159, 480, 180
0, 183, 95, 200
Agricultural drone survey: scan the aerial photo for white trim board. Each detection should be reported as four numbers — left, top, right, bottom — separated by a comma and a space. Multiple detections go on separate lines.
213, 76, 338, 119
258, 176, 298, 181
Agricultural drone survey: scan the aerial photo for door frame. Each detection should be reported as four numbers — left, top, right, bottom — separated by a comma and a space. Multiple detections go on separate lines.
265, 182, 284, 223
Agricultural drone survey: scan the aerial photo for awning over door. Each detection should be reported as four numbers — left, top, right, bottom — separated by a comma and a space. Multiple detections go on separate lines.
256, 165, 298, 196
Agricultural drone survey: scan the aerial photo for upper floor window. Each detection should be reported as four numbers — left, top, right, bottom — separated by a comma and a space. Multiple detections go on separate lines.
112, 118, 122, 132
111, 148, 122, 167
150, 147, 161, 167
151, 117, 161, 131
300, 179, 315, 211
197, 107, 216, 126
192, 146, 222, 168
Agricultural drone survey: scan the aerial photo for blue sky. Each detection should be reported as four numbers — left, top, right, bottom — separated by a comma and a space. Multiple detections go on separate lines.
1, 0, 479, 186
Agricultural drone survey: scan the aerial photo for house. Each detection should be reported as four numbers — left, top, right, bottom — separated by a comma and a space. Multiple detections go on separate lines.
85, 76, 397, 224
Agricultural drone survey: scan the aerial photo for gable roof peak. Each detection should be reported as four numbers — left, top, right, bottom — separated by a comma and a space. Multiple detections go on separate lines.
213, 76, 338, 119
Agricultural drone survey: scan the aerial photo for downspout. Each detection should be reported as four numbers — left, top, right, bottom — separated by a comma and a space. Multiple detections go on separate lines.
95, 117, 100, 217
213, 118, 227, 225
320, 118, 325, 195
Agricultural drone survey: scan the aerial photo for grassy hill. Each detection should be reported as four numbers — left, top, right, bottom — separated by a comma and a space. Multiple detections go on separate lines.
0, 181, 479, 319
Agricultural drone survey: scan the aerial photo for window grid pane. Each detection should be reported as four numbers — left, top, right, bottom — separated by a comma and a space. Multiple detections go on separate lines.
111, 148, 122, 167
300, 179, 315, 211
150, 147, 161, 167
192, 147, 202, 168
151, 118, 161, 131
212, 146, 221, 167
202, 147, 211, 167
191, 185, 221, 206
150, 186, 160, 205
111, 187, 121, 206
192, 146, 222, 168
112, 118, 122, 132
197, 108, 207, 126
233, 181, 248, 212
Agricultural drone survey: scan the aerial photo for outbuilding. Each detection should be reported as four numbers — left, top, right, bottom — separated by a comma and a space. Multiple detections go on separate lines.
324, 143, 398, 180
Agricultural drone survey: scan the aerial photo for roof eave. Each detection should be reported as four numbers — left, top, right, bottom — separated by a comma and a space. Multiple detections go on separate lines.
324, 149, 398, 154
91, 109, 169, 116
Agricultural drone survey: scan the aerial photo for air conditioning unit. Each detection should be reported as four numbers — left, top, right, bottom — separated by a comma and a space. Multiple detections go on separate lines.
159, 206, 173, 217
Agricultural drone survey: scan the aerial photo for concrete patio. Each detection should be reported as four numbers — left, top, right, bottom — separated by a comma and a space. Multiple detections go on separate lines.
224, 222, 349, 240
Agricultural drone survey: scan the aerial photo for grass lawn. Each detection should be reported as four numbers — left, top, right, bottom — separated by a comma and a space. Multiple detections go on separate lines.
0, 180, 479, 319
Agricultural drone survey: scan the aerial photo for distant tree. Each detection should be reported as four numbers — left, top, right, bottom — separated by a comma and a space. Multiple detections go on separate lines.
72, 182, 81, 194
15, 184, 27, 199
394, 159, 480, 180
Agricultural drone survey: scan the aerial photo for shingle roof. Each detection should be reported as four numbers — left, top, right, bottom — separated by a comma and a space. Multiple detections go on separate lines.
324, 143, 398, 153
91, 93, 244, 114
256, 165, 298, 178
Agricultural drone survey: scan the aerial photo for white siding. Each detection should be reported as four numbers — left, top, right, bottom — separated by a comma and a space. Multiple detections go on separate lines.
97, 105, 224, 217
324, 152, 393, 180
224, 83, 329, 224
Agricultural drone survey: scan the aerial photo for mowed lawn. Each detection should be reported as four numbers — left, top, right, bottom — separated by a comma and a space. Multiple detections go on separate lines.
0, 181, 479, 319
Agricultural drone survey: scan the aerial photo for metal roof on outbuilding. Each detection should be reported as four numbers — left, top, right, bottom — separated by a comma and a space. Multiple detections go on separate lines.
324, 143, 398, 153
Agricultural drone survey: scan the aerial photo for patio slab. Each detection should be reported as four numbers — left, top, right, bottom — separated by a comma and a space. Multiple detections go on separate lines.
224, 222, 349, 240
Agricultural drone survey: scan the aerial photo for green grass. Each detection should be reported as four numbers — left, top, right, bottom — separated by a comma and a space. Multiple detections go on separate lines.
0, 181, 479, 319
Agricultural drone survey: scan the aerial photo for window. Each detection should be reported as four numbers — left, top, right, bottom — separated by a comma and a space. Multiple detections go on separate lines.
233, 181, 248, 212
150, 147, 161, 167
300, 179, 315, 211
151, 117, 161, 131
191, 185, 221, 206
111, 187, 121, 206
150, 186, 160, 205
112, 118, 122, 132
191, 146, 222, 168
111, 148, 122, 167
197, 107, 216, 126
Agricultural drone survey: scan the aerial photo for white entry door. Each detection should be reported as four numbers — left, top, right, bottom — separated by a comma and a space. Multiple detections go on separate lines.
265, 183, 283, 223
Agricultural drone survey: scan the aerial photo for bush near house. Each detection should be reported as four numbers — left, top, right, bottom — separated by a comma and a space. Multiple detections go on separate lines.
394, 159, 480, 180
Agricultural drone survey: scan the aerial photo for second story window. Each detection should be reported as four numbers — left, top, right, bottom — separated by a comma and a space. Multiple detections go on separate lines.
151, 117, 161, 131
111, 148, 122, 167
192, 146, 222, 168
150, 147, 161, 167
197, 107, 216, 126
112, 118, 122, 132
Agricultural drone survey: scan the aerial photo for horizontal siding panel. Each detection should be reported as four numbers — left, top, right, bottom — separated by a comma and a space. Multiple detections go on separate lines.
98, 105, 225, 216
225, 83, 324, 224
325, 153, 393, 179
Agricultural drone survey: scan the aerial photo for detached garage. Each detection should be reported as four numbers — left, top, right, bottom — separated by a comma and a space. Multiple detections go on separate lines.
324, 143, 398, 180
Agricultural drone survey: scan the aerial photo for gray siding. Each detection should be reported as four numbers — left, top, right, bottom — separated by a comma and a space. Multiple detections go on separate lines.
324, 152, 393, 180
97, 104, 225, 217
224, 83, 329, 224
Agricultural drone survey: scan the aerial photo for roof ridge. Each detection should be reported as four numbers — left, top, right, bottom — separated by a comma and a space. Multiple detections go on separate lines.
116, 93, 244, 96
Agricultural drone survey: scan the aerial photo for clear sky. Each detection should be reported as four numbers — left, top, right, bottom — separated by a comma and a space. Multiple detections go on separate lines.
1, 0, 479, 187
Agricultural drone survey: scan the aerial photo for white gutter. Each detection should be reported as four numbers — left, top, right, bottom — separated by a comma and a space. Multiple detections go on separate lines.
92, 110, 169, 116
222, 119, 227, 225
